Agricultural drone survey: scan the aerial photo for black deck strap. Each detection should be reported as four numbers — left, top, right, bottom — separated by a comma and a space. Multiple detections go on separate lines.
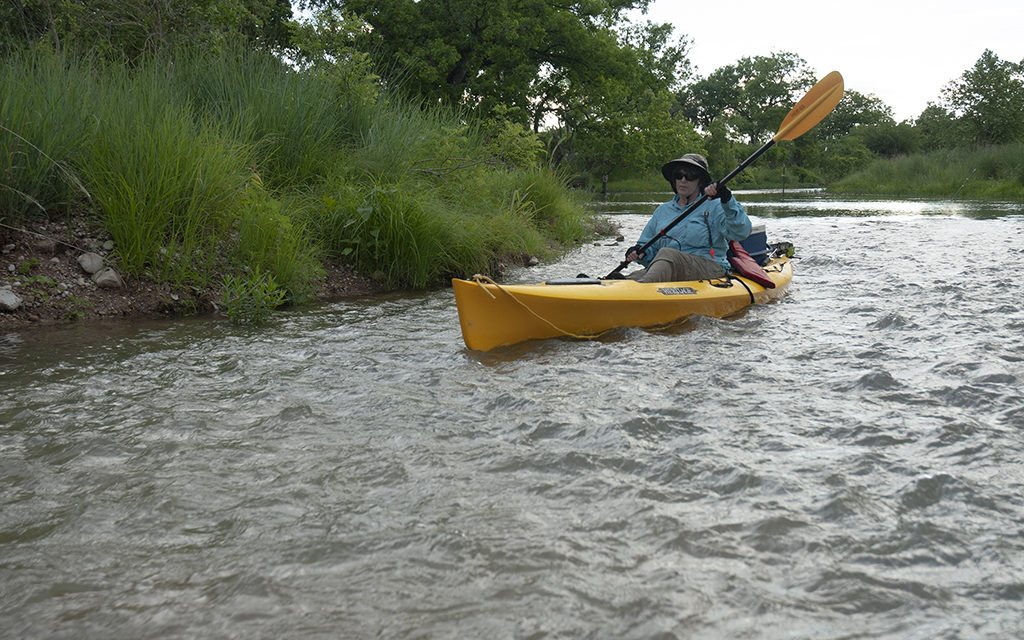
731, 275, 755, 304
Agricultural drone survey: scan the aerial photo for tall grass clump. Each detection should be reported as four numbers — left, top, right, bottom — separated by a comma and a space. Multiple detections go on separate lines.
0, 47, 94, 224
306, 161, 588, 288
3, 40, 596, 316
231, 184, 323, 303
79, 62, 248, 283
831, 143, 1024, 199
296, 91, 589, 288
167, 45, 364, 191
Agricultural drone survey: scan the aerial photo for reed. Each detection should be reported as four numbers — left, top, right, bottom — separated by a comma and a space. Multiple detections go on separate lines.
831, 144, 1024, 199
79, 63, 248, 283
0, 47, 94, 223
166, 44, 363, 190
2, 44, 592, 306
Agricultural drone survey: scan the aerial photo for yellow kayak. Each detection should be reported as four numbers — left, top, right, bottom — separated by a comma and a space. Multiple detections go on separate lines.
452, 256, 793, 351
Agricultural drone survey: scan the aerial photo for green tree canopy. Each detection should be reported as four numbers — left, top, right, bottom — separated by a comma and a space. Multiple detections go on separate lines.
941, 49, 1024, 145
677, 52, 816, 143
303, 1, 696, 177
815, 89, 894, 139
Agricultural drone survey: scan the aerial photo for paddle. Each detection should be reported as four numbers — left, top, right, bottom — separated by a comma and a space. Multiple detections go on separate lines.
604, 70, 844, 279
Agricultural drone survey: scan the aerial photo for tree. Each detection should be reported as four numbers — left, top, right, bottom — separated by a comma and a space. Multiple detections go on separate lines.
675, 66, 742, 131
307, 1, 646, 115
677, 52, 816, 144
815, 89, 894, 139
913, 103, 964, 151
300, 1, 695, 177
942, 49, 1024, 145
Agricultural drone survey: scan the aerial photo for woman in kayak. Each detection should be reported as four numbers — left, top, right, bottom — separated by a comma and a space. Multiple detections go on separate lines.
625, 153, 751, 282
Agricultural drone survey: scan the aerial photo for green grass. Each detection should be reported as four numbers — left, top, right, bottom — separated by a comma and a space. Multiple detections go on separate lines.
830, 144, 1024, 199
1, 44, 591, 309
0, 46, 94, 220
80, 65, 248, 283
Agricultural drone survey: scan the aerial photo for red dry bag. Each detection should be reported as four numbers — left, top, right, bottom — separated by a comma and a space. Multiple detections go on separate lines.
727, 240, 775, 288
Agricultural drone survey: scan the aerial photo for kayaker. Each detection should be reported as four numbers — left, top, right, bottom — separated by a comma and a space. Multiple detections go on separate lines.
625, 153, 751, 282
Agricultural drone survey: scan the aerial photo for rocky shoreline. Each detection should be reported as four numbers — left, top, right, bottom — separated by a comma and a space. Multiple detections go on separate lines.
0, 216, 383, 332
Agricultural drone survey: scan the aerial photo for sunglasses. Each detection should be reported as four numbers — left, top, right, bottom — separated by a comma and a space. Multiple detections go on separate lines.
673, 171, 703, 181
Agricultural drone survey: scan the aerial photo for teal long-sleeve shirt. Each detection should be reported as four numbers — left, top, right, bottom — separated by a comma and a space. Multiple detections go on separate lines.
635, 194, 752, 270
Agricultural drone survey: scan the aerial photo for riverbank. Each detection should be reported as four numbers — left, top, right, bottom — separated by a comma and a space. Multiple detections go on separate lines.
0, 216, 384, 332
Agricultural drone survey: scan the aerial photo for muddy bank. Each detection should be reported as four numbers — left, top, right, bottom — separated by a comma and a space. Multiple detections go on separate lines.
0, 216, 383, 332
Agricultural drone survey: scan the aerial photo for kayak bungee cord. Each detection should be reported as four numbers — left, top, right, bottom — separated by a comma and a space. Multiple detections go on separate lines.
469, 274, 614, 342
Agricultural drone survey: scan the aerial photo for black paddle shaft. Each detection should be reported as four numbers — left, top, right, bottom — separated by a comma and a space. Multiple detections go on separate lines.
603, 139, 777, 279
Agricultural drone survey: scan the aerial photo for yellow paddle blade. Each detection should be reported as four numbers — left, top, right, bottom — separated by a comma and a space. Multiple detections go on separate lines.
773, 71, 844, 141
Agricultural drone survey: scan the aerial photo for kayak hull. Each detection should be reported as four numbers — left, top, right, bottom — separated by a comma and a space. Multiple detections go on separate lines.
452, 257, 792, 351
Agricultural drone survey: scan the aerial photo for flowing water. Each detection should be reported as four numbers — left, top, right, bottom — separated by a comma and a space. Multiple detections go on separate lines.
2, 191, 1024, 639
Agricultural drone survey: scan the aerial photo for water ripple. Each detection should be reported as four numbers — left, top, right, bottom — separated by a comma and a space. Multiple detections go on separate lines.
3, 210, 1024, 637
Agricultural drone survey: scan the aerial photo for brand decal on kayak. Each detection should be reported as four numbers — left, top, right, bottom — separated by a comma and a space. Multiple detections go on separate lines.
657, 287, 698, 295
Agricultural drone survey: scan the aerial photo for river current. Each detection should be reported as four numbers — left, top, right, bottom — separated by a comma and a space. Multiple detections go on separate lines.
2, 192, 1024, 638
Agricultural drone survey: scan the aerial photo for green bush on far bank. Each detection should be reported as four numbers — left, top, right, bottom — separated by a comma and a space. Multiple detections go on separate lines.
0, 45, 591, 320
830, 143, 1024, 199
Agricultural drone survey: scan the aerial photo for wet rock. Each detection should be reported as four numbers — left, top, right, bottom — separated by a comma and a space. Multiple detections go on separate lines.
92, 267, 124, 289
0, 287, 22, 312
77, 252, 104, 274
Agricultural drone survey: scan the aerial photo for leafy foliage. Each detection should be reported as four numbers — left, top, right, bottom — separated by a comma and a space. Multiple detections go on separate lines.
941, 49, 1024, 145
221, 271, 288, 325
678, 52, 817, 144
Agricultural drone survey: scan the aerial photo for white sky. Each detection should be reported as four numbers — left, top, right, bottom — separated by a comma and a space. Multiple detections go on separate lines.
634, 0, 1024, 122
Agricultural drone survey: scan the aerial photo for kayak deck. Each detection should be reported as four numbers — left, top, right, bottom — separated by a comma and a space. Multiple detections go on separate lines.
452, 256, 793, 351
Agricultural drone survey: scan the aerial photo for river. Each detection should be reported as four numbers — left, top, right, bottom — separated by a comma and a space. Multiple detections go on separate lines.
2, 191, 1024, 638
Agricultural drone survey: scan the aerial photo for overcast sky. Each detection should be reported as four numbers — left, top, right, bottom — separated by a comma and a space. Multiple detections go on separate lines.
634, 0, 1024, 122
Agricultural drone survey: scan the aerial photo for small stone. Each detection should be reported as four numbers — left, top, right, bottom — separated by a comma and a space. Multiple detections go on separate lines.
6, 264, 14, 273
34, 237, 57, 254
2, 244, 14, 254
92, 267, 124, 289
527, 256, 540, 266
77, 252, 104, 274
0, 287, 22, 312
51, 257, 60, 264
102, 240, 115, 251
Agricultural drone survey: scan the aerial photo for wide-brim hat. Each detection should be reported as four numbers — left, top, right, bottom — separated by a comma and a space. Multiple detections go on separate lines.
661, 153, 710, 182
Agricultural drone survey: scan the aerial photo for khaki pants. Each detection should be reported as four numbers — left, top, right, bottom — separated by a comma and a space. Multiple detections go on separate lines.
628, 247, 727, 283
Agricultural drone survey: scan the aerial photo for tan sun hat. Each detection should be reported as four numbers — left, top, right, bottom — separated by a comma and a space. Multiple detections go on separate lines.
661, 153, 710, 183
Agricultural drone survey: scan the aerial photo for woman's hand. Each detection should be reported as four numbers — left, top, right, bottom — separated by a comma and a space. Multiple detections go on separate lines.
625, 244, 644, 262
704, 182, 731, 203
